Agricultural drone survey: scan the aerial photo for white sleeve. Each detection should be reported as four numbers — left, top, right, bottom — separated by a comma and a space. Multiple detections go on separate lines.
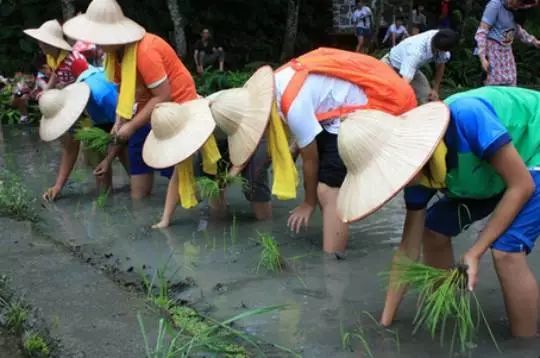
285, 90, 323, 149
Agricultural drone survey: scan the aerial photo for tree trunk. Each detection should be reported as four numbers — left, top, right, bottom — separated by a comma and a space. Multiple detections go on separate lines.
280, 0, 301, 62
60, 0, 75, 21
373, 0, 385, 48
166, 0, 187, 58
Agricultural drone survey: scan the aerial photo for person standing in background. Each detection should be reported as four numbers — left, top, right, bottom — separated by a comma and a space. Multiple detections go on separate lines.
438, 0, 452, 29
412, 5, 427, 34
194, 29, 225, 74
352, 0, 373, 53
475, 0, 540, 86
382, 18, 409, 47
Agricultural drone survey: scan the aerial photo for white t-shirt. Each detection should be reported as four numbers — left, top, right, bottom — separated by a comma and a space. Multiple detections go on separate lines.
352, 6, 373, 29
275, 67, 367, 149
388, 24, 408, 36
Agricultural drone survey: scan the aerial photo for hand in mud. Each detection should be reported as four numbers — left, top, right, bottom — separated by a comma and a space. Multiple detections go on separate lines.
42, 186, 61, 202
288, 202, 315, 234
93, 159, 112, 178
152, 219, 170, 229
480, 57, 490, 73
463, 251, 480, 291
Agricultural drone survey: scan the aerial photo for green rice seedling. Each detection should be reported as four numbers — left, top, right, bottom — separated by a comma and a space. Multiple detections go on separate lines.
70, 169, 87, 184
74, 126, 112, 154
23, 333, 50, 357
390, 257, 499, 354
256, 232, 284, 273
6, 300, 29, 332
0, 170, 38, 222
95, 189, 110, 208
196, 177, 220, 201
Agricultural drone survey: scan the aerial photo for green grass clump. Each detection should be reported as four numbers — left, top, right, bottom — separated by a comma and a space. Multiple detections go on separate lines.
256, 232, 284, 273
391, 257, 499, 354
0, 170, 38, 222
23, 333, 50, 357
74, 127, 112, 154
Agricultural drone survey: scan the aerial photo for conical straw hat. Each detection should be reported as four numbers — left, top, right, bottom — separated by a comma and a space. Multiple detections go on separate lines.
63, 0, 146, 45
207, 66, 274, 166
337, 102, 450, 223
39, 83, 91, 142
24, 20, 73, 51
142, 99, 216, 169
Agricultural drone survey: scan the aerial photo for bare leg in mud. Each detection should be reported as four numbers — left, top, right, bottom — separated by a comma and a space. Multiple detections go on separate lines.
317, 183, 348, 254
422, 230, 454, 269
153, 168, 179, 229
131, 173, 154, 200
492, 250, 539, 337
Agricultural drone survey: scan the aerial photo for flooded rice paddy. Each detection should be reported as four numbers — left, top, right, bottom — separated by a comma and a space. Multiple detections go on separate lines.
2, 125, 540, 357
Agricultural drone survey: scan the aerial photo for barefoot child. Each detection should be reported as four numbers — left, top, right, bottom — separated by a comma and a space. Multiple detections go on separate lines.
151, 67, 288, 228
205, 48, 417, 254
63, 0, 198, 199
362, 86, 540, 337
40, 64, 127, 201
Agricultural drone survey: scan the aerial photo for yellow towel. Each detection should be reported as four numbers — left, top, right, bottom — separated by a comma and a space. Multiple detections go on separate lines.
267, 101, 298, 200
104, 43, 138, 120
176, 135, 222, 209
418, 141, 448, 189
201, 134, 221, 175
46, 51, 69, 71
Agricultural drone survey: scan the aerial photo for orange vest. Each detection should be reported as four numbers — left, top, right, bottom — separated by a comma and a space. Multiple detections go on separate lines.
276, 47, 417, 121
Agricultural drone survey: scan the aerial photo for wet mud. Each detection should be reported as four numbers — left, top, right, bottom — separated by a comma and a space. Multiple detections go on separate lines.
3, 126, 540, 357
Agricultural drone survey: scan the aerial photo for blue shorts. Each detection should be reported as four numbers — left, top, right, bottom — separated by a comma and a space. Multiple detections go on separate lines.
128, 124, 173, 178
356, 27, 372, 38
425, 170, 540, 254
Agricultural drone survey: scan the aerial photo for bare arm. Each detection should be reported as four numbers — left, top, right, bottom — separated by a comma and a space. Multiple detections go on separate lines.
43, 135, 80, 201
194, 49, 200, 67
465, 144, 535, 289
380, 209, 427, 326
153, 168, 179, 228
288, 141, 319, 233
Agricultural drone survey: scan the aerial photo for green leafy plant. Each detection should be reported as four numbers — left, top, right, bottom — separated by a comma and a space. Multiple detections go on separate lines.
23, 333, 50, 357
389, 257, 499, 354
196, 70, 253, 97
196, 167, 248, 201
0, 170, 38, 222
256, 232, 284, 273
74, 126, 112, 154
95, 189, 110, 209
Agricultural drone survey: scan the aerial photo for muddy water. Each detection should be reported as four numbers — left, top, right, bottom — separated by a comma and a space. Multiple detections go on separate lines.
3, 125, 540, 357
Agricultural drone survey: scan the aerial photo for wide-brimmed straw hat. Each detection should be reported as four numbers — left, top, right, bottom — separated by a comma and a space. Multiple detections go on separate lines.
337, 102, 450, 223
39, 83, 91, 142
63, 0, 146, 45
24, 20, 73, 51
142, 99, 216, 169
206, 66, 274, 166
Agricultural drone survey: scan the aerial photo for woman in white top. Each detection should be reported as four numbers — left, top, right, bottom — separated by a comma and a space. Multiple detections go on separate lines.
383, 18, 409, 47
351, 0, 373, 53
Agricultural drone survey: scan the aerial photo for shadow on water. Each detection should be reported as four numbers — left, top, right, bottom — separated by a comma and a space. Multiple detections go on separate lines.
3, 126, 540, 357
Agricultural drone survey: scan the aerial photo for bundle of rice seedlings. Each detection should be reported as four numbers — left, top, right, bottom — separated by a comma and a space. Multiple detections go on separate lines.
256, 232, 284, 273
196, 169, 248, 201
74, 127, 112, 154
390, 257, 499, 353
95, 189, 110, 208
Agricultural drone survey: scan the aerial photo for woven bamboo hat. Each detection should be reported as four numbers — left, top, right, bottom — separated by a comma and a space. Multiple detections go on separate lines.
39, 83, 91, 142
142, 99, 216, 169
337, 102, 450, 223
206, 66, 274, 166
63, 0, 146, 45
24, 20, 73, 51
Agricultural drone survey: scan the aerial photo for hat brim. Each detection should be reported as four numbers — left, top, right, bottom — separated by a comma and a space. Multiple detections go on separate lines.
63, 14, 146, 45
142, 101, 216, 169
337, 102, 450, 223
39, 83, 91, 142
23, 28, 73, 51
227, 66, 275, 166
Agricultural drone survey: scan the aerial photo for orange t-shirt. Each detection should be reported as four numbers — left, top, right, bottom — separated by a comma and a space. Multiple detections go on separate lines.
134, 33, 197, 107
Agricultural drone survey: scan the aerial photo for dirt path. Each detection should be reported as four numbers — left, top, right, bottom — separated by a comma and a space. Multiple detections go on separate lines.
0, 217, 159, 357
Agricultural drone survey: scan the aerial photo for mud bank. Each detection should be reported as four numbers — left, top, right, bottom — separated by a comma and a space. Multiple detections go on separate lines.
3, 125, 540, 357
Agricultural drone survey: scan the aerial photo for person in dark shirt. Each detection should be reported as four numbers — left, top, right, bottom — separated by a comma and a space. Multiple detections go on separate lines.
193, 28, 225, 74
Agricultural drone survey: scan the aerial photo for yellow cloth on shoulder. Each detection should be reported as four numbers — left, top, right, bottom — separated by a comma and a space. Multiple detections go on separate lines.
267, 101, 298, 200
104, 43, 138, 120
46, 51, 69, 71
176, 134, 222, 209
418, 141, 448, 189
